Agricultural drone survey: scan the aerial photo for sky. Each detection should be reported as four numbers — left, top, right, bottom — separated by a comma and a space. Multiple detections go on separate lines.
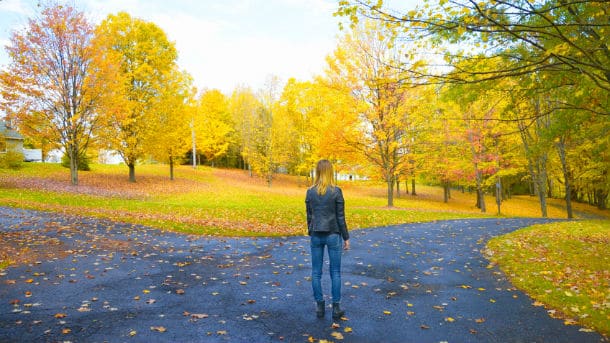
0, 0, 350, 94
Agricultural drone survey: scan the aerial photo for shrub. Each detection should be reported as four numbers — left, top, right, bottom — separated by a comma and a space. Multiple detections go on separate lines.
0, 150, 24, 169
61, 152, 91, 171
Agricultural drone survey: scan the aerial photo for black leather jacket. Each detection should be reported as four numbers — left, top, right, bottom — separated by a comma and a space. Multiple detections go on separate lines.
305, 186, 349, 240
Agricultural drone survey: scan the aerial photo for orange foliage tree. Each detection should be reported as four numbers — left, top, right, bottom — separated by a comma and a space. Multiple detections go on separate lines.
0, 4, 117, 184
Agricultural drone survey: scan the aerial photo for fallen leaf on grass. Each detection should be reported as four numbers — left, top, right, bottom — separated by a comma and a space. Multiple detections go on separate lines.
475, 318, 486, 323
54, 313, 67, 319
129, 330, 137, 337
445, 317, 455, 322
383, 310, 391, 315
420, 324, 430, 329
150, 326, 166, 333
62, 328, 71, 334
344, 327, 353, 333
564, 319, 578, 326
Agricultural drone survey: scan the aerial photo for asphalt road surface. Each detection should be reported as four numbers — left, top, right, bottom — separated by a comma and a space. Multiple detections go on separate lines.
0, 207, 605, 342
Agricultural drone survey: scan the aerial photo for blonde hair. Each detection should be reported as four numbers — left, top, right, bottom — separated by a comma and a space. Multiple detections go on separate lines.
313, 159, 335, 195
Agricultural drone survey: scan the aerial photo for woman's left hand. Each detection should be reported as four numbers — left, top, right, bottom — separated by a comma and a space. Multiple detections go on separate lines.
343, 240, 350, 250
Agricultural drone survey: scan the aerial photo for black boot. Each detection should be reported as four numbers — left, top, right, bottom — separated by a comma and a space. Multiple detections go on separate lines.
316, 301, 325, 318
332, 302, 345, 319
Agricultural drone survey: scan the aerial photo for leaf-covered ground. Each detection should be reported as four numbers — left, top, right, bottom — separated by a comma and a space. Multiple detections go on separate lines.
486, 220, 610, 337
0, 208, 605, 342
0, 163, 606, 240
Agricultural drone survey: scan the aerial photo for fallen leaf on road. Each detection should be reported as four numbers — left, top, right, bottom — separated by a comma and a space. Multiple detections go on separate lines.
331, 332, 344, 340
191, 313, 209, 319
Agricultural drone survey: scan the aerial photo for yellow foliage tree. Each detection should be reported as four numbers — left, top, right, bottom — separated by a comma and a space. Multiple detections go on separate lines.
145, 68, 195, 180
195, 89, 234, 166
325, 20, 430, 206
95, 12, 178, 182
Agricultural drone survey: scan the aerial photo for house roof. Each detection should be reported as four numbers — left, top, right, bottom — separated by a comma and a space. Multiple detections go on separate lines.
0, 120, 24, 140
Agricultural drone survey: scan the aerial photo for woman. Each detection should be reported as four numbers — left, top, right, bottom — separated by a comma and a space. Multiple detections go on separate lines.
305, 159, 350, 319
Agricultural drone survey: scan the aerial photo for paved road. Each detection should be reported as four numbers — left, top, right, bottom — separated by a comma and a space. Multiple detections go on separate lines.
0, 207, 605, 342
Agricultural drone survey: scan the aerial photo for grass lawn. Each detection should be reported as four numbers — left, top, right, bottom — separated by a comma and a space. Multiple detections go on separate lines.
486, 220, 610, 336
0, 163, 606, 237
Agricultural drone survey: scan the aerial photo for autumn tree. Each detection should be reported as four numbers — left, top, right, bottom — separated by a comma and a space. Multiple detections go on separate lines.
145, 68, 195, 180
95, 12, 178, 182
0, 4, 116, 185
326, 20, 427, 207
338, 0, 610, 212
244, 76, 288, 186
336, 1, 610, 115
229, 86, 261, 172
195, 89, 234, 166
277, 77, 359, 180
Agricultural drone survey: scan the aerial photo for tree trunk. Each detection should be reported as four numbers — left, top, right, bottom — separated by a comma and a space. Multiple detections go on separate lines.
555, 139, 573, 218
387, 178, 394, 207
475, 170, 486, 213
396, 179, 401, 198
443, 181, 450, 203
536, 161, 548, 218
69, 147, 79, 186
596, 189, 608, 210
169, 155, 175, 181
495, 177, 502, 215
411, 178, 416, 196
128, 162, 136, 183
405, 180, 409, 195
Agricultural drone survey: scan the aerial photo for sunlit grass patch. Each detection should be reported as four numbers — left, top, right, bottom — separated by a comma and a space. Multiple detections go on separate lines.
0, 163, 607, 238
485, 220, 610, 336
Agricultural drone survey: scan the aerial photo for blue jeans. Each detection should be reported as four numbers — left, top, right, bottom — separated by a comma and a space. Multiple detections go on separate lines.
310, 233, 342, 303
